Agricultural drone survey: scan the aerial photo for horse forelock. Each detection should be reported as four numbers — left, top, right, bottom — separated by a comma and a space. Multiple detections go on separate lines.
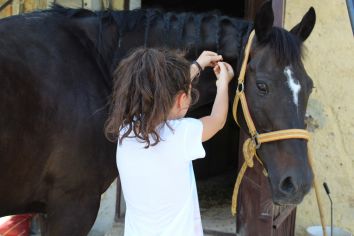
261, 27, 304, 67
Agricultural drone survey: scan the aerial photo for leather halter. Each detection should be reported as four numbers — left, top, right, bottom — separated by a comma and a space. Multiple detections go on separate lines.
231, 30, 311, 215
230, 29, 327, 236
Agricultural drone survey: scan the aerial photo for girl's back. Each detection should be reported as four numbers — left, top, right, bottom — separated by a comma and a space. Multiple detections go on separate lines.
117, 118, 204, 236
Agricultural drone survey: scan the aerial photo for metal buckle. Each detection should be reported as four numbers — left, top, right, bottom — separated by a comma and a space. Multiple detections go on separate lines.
252, 133, 261, 149
237, 82, 244, 93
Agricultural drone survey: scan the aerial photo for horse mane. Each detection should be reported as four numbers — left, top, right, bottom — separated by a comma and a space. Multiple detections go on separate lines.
47, 4, 97, 18
107, 8, 252, 71
43, 5, 252, 56
41, 5, 301, 69
41, 4, 254, 81
108, 8, 224, 48
261, 27, 304, 67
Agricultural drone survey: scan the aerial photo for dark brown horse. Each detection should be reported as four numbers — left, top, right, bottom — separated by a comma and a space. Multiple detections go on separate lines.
0, 2, 315, 235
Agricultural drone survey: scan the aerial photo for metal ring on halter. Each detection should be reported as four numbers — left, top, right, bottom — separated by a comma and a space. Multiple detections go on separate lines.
237, 82, 244, 93
252, 133, 261, 149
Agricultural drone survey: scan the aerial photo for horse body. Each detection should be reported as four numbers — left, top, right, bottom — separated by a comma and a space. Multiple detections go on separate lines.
0, 3, 316, 235
0, 11, 118, 234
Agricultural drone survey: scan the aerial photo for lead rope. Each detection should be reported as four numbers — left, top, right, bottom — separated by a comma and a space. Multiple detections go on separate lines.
231, 30, 327, 236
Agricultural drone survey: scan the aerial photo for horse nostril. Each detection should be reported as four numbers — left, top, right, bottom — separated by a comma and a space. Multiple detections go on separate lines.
280, 176, 298, 195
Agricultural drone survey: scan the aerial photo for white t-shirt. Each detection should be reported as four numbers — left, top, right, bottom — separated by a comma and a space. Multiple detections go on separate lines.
116, 118, 206, 236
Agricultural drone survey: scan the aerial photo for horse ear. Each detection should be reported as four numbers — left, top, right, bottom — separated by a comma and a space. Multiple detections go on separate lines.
254, 1, 274, 42
290, 7, 316, 41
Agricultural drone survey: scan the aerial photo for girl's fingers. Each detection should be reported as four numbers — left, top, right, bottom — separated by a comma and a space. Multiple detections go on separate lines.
210, 55, 223, 62
224, 63, 233, 72
223, 63, 234, 76
202, 55, 222, 68
211, 61, 218, 67
217, 61, 227, 71
203, 51, 218, 56
223, 62, 232, 68
213, 65, 220, 74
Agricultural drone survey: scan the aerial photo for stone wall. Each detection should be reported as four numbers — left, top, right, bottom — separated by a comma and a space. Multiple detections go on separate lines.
285, 0, 354, 234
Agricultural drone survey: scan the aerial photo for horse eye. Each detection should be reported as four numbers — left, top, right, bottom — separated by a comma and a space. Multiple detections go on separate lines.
256, 82, 268, 95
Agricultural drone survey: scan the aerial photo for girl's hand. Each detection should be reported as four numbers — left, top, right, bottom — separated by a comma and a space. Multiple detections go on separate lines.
196, 51, 223, 70
213, 62, 234, 87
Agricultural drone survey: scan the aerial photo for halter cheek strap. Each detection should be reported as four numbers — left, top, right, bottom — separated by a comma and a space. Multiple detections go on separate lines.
231, 30, 327, 236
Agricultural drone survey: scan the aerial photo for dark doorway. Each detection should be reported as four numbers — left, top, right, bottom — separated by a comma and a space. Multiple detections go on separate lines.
142, 0, 245, 18
141, 0, 284, 26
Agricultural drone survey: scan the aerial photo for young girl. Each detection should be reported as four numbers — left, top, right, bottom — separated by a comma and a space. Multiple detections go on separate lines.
105, 48, 234, 236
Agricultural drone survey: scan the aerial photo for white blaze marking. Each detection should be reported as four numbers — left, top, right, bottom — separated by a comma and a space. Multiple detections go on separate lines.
284, 66, 301, 107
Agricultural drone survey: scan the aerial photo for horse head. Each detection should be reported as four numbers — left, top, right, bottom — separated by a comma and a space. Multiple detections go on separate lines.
237, 2, 316, 205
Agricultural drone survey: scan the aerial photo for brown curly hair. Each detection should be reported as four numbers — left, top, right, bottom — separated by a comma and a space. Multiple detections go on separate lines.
104, 48, 199, 148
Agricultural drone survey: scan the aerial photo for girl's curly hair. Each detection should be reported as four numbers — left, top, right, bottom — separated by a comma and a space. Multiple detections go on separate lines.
104, 47, 199, 148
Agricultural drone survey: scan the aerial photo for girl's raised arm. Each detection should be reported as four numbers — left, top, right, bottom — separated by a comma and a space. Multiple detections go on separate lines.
200, 62, 234, 142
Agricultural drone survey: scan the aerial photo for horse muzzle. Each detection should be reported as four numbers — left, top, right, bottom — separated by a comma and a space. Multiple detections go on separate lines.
270, 162, 313, 206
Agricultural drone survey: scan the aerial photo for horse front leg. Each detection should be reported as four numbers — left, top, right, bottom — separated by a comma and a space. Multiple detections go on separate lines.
42, 191, 101, 236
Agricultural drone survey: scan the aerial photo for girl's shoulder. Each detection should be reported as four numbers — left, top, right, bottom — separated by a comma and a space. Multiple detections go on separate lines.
169, 118, 205, 161
167, 117, 202, 129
